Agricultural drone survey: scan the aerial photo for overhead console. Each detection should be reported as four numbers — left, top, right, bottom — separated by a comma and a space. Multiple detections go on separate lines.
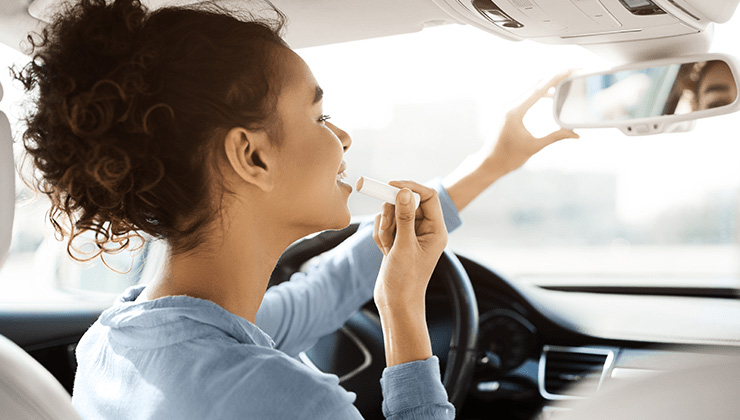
432, 0, 740, 61
23, 0, 739, 56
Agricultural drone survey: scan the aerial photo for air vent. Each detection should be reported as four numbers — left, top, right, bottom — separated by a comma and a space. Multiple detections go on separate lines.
538, 346, 614, 400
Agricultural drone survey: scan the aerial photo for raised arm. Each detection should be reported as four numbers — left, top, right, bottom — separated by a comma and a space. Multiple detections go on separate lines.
443, 72, 579, 211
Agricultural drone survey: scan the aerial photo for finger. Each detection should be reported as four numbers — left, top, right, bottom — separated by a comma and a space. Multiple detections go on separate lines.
515, 71, 574, 115
388, 180, 444, 223
381, 203, 393, 229
392, 188, 419, 246
387, 204, 397, 234
382, 202, 397, 241
388, 180, 435, 200
539, 128, 580, 147
378, 203, 395, 252
372, 213, 385, 254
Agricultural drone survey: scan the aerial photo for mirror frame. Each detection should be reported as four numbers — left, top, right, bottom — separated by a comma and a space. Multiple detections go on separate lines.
553, 53, 740, 136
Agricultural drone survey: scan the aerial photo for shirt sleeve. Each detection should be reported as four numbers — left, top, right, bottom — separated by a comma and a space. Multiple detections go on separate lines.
266, 356, 454, 420
225, 351, 452, 420
255, 179, 462, 356
380, 356, 455, 420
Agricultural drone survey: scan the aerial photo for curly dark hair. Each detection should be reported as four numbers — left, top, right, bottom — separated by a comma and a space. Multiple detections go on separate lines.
12, 0, 287, 261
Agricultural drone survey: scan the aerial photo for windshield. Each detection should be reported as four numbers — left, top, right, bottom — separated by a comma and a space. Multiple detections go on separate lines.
298, 21, 740, 286
2, 17, 740, 300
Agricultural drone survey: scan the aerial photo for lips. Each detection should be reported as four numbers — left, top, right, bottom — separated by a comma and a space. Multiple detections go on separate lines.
337, 161, 348, 181
336, 161, 352, 192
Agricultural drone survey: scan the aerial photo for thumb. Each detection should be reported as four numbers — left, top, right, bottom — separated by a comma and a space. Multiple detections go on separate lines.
394, 188, 417, 245
541, 128, 579, 146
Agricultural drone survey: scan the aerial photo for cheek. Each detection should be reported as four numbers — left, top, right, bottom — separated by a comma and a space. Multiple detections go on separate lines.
278, 137, 337, 197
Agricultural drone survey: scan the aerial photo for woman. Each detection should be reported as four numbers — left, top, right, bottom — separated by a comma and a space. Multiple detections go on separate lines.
13, 0, 577, 418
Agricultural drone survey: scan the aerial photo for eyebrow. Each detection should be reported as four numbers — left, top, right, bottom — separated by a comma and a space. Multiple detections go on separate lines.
313, 86, 323, 104
703, 84, 730, 94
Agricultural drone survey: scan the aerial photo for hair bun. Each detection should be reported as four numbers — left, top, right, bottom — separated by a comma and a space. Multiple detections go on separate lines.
15, 0, 287, 261
15, 0, 163, 260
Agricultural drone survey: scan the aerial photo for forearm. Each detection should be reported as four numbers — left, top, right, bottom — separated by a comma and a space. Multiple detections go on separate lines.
377, 297, 432, 367
444, 72, 580, 212
442, 153, 505, 212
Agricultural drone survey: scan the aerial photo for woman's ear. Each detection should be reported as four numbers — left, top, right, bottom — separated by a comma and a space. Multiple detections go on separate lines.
223, 127, 275, 191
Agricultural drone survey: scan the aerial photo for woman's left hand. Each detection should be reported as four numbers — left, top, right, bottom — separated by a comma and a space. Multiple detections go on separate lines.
477, 71, 579, 176
442, 72, 579, 211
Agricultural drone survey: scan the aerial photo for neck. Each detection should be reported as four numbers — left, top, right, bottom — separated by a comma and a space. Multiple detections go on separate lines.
140, 201, 299, 323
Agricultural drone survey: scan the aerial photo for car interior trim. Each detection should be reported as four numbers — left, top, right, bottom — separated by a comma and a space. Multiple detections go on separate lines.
515, 281, 740, 346
609, 367, 661, 380
538, 345, 616, 401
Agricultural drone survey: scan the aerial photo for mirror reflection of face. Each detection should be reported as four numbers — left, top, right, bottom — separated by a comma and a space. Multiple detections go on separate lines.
696, 61, 738, 111
558, 58, 739, 126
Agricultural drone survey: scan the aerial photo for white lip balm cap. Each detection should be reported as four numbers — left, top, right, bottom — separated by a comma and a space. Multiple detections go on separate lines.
355, 177, 421, 209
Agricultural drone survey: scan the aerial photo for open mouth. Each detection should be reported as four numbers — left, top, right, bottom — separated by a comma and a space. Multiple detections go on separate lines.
336, 162, 351, 192
337, 161, 348, 182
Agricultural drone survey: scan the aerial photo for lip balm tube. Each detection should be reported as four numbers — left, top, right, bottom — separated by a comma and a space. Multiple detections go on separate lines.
355, 177, 421, 209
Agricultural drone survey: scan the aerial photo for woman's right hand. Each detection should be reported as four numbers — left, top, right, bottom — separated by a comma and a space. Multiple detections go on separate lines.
372, 181, 448, 366
372, 181, 448, 309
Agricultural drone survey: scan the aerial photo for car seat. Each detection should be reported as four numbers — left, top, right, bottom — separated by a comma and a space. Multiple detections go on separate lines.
0, 82, 82, 419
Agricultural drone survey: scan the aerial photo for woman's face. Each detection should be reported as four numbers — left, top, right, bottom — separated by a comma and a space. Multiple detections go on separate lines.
696, 61, 738, 111
267, 48, 353, 234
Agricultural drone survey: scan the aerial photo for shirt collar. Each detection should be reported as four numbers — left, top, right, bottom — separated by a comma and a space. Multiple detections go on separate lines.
98, 285, 275, 349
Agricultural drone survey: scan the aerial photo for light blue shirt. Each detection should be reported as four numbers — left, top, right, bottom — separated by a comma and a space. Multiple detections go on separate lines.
72, 181, 462, 419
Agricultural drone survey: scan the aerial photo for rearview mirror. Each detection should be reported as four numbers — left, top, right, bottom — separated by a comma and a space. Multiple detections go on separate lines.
554, 54, 740, 136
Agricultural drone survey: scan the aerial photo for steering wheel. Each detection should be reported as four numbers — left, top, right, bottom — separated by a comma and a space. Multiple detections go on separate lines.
269, 222, 479, 418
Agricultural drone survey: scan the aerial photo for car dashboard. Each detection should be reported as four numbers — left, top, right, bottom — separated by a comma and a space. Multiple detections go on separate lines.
444, 255, 740, 419
298, 252, 740, 419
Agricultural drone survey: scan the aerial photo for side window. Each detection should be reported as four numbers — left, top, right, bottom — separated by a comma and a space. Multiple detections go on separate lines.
0, 42, 159, 303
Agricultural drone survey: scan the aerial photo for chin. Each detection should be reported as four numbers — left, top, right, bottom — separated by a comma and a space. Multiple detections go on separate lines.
324, 207, 352, 231
324, 196, 353, 229
300, 206, 351, 238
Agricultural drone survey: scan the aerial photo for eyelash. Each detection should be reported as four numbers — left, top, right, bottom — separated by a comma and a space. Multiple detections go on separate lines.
318, 114, 331, 123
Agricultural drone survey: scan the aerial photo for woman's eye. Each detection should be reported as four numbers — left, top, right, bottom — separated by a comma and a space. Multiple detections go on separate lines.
318, 114, 331, 124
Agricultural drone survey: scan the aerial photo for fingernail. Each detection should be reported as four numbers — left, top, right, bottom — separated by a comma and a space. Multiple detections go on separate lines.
398, 189, 411, 205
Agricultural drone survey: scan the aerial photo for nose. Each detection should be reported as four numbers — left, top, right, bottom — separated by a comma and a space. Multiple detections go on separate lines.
327, 121, 352, 152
